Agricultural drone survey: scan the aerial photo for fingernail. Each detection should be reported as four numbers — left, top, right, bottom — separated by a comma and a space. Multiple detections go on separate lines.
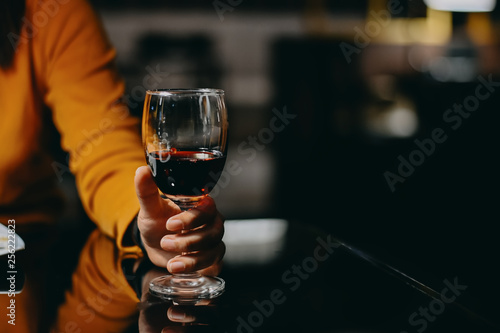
169, 261, 186, 273
161, 238, 176, 251
168, 308, 186, 321
167, 219, 183, 231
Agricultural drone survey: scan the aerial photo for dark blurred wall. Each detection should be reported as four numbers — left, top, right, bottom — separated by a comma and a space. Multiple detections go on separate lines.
90, 1, 500, 319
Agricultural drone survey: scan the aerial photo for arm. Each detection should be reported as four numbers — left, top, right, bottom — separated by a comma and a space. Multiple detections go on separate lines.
35, 0, 225, 273
35, 0, 143, 249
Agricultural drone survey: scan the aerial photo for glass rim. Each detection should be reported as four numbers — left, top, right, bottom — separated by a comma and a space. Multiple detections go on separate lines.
146, 88, 224, 96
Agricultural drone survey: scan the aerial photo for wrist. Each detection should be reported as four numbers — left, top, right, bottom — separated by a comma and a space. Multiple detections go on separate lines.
132, 215, 147, 255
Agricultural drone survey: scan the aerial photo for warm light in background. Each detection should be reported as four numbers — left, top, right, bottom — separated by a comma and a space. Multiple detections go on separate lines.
424, 0, 496, 12
406, 8, 452, 45
467, 12, 495, 45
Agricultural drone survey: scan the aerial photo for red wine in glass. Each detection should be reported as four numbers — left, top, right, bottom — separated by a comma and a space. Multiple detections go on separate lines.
147, 149, 226, 197
142, 88, 228, 302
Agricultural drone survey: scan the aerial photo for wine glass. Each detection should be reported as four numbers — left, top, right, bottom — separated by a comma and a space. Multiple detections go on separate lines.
142, 88, 228, 302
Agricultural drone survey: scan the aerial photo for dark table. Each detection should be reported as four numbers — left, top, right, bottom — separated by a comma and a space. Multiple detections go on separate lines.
3, 218, 499, 333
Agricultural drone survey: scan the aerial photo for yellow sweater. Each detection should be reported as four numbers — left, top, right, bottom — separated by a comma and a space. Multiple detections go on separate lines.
0, 0, 144, 250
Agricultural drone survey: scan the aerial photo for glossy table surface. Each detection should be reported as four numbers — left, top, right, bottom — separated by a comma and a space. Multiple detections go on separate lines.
135, 219, 499, 332
2, 218, 499, 333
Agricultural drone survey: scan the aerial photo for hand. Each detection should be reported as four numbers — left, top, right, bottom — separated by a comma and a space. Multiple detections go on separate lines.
134, 166, 225, 275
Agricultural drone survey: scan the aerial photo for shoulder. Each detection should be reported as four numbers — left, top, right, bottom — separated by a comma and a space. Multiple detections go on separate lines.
27, 0, 114, 78
25, 0, 99, 29
26, 0, 110, 52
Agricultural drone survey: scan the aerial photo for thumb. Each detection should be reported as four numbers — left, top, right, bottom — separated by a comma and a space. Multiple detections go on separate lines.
134, 165, 177, 219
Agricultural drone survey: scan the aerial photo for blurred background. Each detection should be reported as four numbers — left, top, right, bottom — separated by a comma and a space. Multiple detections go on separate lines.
60, 0, 498, 318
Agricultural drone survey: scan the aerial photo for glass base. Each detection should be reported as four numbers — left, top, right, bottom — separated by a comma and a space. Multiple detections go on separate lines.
149, 273, 225, 304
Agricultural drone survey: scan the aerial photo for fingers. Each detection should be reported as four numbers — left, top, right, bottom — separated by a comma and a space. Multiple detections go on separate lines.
167, 242, 226, 274
161, 212, 224, 253
149, 211, 225, 273
135, 166, 180, 220
167, 304, 217, 324
197, 259, 224, 277
167, 306, 196, 323
135, 170, 225, 273
134, 165, 162, 213
166, 196, 219, 231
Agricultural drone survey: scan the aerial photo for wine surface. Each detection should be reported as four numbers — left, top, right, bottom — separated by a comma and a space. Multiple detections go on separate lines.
147, 150, 226, 196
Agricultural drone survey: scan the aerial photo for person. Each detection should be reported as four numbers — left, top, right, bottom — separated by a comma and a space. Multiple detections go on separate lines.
0, 0, 225, 331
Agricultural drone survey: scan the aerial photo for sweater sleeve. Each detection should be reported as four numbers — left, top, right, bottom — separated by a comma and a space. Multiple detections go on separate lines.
33, 0, 144, 251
